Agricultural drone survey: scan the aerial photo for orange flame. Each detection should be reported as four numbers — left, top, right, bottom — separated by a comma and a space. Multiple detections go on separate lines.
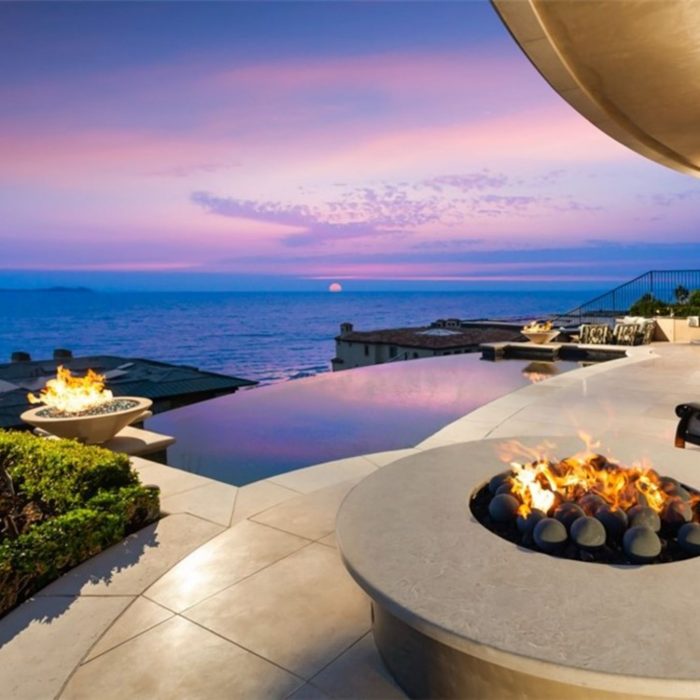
523, 319, 553, 332
501, 433, 690, 517
27, 365, 113, 414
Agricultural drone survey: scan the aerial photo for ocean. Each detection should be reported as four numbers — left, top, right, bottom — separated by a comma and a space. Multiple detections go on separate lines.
0, 289, 593, 383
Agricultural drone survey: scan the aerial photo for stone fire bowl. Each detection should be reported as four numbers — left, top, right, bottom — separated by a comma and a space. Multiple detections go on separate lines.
337, 436, 700, 699
21, 397, 153, 445
522, 329, 559, 344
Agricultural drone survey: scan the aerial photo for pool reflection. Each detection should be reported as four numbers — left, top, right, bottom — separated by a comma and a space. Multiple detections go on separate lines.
148, 354, 580, 486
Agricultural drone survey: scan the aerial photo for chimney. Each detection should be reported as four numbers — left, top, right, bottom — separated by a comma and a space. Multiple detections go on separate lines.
11, 351, 31, 363
340, 322, 354, 335
53, 348, 73, 360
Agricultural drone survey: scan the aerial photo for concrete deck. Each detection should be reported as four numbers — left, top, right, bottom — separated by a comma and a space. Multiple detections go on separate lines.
1, 342, 699, 699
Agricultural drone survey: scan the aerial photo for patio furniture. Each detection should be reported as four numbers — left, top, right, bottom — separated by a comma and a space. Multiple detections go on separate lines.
613, 322, 638, 346
579, 323, 612, 345
675, 403, 700, 448
614, 316, 656, 345
640, 321, 656, 344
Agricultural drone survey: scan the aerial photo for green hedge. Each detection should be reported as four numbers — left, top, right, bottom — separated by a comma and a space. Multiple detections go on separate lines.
0, 430, 160, 616
630, 289, 700, 318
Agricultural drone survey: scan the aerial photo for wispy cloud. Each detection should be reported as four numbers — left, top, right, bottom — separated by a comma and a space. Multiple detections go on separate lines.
641, 189, 700, 207
417, 170, 510, 193
192, 174, 604, 241
410, 238, 484, 250
192, 184, 461, 248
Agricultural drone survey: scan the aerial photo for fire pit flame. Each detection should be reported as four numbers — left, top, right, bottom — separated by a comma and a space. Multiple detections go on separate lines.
27, 365, 114, 415
502, 433, 700, 516
500, 433, 698, 518
473, 433, 700, 564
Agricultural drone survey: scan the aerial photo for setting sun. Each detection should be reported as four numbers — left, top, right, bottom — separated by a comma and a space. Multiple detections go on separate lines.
329, 282, 343, 293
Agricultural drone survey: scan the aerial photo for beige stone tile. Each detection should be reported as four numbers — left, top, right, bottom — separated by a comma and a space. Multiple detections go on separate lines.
61, 615, 302, 700
185, 543, 370, 679
460, 392, 540, 423
251, 480, 358, 541
269, 456, 376, 494
487, 420, 577, 439
85, 597, 173, 661
642, 393, 693, 420
145, 520, 309, 612
318, 532, 337, 548
599, 418, 678, 444
287, 683, 331, 699
415, 419, 493, 449
40, 514, 223, 596
130, 457, 215, 497
160, 481, 238, 527
363, 448, 421, 468
231, 479, 299, 524
311, 633, 405, 699
507, 402, 650, 433
0, 595, 131, 700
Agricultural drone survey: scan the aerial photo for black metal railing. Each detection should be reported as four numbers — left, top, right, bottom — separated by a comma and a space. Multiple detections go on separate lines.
554, 269, 700, 324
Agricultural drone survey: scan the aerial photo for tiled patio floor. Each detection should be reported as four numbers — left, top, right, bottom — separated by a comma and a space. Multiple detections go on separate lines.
1, 342, 699, 699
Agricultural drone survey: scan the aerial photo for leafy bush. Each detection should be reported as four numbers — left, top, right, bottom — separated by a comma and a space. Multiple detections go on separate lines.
0, 430, 159, 616
630, 289, 700, 318
629, 293, 668, 317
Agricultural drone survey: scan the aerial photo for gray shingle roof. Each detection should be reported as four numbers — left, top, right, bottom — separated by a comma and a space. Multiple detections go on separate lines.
336, 324, 524, 350
0, 355, 255, 429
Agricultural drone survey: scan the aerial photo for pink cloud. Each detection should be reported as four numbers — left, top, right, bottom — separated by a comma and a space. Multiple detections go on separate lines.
211, 51, 533, 98
5, 261, 199, 272
0, 128, 240, 182
308, 274, 622, 282
306, 106, 635, 182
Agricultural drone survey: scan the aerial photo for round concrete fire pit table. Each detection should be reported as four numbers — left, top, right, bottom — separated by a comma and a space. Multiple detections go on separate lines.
336, 436, 700, 700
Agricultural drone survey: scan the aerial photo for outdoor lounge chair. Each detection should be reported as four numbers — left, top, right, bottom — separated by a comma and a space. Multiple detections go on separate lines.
639, 322, 656, 344
613, 322, 638, 346
675, 403, 700, 448
579, 323, 612, 345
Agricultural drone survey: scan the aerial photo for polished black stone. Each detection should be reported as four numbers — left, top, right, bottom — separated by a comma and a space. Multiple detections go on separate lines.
577, 493, 606, 515
488, 471, 512, 496
516, 509, 545, 535
533, 518, 567, 552
678, 522, 700, 555
570, 516, 606, 549
662, 498, 692, 529
595, 505, 628, 539
488, 493, 520, 523
627, 505, 661, 533
554, 502, 585, 530
623, 526, 661, 563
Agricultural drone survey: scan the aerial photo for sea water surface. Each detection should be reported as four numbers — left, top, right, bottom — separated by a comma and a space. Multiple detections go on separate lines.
1, 289, 591, 383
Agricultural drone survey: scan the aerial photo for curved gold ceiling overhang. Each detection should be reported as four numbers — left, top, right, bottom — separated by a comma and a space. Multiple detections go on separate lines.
492, 0, 700, 177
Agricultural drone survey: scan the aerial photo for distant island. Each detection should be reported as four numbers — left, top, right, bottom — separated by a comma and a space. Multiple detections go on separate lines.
0, 286, 94, 293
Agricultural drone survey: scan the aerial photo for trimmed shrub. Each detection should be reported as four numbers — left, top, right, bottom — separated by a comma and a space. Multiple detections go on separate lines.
630, 290, 700, 318
629, 293, 668, 317
0, 430, 160, 616
0, 431, 136, 514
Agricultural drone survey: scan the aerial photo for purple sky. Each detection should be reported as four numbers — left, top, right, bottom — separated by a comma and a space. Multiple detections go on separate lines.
1, 1, 699, 291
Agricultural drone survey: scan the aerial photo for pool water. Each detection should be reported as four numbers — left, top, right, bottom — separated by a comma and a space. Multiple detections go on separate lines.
148, 355, 581, 486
